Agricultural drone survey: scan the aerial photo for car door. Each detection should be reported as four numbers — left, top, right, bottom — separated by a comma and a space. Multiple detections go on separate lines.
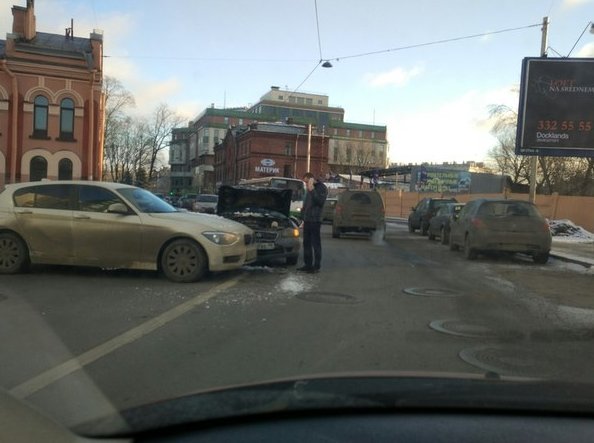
72, 185, 143, 268
411, 198, 427, 228
449, 202, 473, 247
12, 184, 75, 264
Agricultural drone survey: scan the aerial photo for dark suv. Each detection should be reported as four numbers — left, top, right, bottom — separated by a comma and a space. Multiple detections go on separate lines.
408, 197, 457, 235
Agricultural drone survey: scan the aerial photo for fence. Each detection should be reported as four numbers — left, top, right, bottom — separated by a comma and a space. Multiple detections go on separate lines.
379, 190, 594, 233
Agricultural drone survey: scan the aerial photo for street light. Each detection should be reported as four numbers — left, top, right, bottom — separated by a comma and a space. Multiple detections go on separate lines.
321, 60, 333, 68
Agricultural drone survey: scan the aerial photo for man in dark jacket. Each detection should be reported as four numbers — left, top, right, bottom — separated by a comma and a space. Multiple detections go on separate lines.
298, 172, 328, 273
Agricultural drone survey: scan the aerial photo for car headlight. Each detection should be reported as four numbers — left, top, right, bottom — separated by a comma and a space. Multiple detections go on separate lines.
202, 232, 240, 245
283, 228, 300, 238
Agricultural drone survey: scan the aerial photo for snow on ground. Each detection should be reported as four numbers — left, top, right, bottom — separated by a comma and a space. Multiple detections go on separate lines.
549, 220, 594, 243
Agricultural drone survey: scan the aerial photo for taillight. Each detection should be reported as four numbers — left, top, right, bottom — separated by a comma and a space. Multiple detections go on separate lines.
471, 217, 486, 229
542, 220, 550, 233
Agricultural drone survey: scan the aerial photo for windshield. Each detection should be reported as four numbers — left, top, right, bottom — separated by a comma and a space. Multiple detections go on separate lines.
118, 188, 177, 213
2, 0, 594, 439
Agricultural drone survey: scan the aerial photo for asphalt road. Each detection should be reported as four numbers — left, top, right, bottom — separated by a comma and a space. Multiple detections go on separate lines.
1, 221, 594, 429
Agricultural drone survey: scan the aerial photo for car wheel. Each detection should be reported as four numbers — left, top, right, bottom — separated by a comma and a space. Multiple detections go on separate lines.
463, 235, 477, 260
286, 255, 299, 266
408, 222, 415, 233
0, 232, 29, 274
440, 227, 448, 245
533, 252, 549, 264
332, 226, 340, 238
160, 239, 207, 283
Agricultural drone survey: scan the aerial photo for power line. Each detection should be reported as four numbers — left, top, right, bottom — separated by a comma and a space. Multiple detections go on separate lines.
314, 0, 323, 61
325, 23, 542, 62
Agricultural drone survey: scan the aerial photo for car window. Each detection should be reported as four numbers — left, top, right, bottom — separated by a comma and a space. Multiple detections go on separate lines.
13, 184, 72, 210
349, 193, 372, 204
77, 185, 125, 212
478, 201, 538, 217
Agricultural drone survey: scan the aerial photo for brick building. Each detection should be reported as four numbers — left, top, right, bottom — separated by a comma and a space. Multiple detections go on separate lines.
0, 0, 104, 186
214, 122, 329, 186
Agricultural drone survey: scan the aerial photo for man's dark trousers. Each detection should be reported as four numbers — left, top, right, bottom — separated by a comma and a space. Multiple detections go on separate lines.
303, 221, 322, 269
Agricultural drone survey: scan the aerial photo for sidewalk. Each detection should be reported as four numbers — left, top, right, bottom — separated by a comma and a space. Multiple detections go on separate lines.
550, 240, 594, 267
386, 217, 594, 268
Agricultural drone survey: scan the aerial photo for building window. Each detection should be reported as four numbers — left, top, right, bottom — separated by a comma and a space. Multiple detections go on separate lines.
289, 96, 296, 103
278, 95, 284, 100
333, 147, 339, 162
318, 100, 323, 105
359, 130, 363, 138
306, 98, 313, 105
333, 129, 338, 136
297, 97, 305, 104
346, 147, 352, 163
30, 156, 48, 181
371, 132, 375, 139
224, 117, 229, 124
346, 129, 351, 137
33, 95, 49, 137
285, 142, 292, 156
59, 98, 75, 140
58, 158, 73, 180
238, 119, 244, 125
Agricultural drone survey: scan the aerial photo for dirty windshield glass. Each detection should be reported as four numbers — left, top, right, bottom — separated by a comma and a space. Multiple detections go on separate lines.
1, 0, 594, 439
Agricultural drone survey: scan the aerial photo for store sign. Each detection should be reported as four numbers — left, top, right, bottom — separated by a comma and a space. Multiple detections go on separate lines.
255, 158, 280, 174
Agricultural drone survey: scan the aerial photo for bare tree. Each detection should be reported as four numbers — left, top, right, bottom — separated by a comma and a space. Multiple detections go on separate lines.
102, 76, 135, 180
144, 104, 185, 181
487, 104, 531, 184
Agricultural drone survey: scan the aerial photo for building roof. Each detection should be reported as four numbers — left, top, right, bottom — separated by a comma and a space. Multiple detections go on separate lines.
13, 31, 92, 59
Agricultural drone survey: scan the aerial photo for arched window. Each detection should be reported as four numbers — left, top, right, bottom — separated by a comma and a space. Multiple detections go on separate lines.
58, 158, 73, 180
33, 95, 49, 137
30, 156, 48, 181
60, 98, 75, 140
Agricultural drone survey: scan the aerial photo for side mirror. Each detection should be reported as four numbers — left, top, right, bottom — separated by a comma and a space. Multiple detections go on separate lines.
107, 203, 129, 214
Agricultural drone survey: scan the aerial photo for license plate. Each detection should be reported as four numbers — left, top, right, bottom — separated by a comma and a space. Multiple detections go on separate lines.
257, 242, 275, 250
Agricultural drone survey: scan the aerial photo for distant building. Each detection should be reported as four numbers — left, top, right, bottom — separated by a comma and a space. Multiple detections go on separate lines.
214, 122, 328, 186
250, 87, 388, 174
0, 0, 104, 185
171, 86, 388, 192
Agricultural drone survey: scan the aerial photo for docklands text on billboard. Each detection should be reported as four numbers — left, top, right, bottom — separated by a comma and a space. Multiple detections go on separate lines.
516, 57, 594, 157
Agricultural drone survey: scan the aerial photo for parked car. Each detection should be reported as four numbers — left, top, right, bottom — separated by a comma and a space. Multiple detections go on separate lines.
427, 202, 465, 244
192, 194, 218, 213
179, 193, 198, 211
217, 185, 300, 265
0, 181, 257, 282
322, 197, 337, 223
448, 198, 551, 263
408, 197, 458, 235
332, 190, 385, 239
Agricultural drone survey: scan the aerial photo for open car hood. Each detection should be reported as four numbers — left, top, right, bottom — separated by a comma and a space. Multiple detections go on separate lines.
217, 185, 292, 216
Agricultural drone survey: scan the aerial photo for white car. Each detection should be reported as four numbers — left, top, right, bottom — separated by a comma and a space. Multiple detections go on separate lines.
0, 181, 257, 282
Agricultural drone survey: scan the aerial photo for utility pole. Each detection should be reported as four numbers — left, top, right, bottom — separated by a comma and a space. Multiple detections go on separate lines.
307, 123, 312, 173
529, 16, 549, 203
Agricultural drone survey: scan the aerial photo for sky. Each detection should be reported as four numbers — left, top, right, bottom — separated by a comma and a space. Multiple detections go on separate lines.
2, 0, 594, 166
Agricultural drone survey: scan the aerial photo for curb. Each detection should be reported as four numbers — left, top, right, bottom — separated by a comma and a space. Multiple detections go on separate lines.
549, 250, 594, 268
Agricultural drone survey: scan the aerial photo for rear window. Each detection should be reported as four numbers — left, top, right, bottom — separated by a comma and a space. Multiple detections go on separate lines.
349, 193, 373, 204
197, 195, 218, 203
478, 202, 539, 217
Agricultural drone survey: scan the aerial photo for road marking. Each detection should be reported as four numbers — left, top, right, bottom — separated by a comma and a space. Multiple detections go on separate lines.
9, 276, 242, 399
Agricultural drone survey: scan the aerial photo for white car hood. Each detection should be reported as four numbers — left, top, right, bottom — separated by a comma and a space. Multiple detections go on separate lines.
146, 212, 252, 233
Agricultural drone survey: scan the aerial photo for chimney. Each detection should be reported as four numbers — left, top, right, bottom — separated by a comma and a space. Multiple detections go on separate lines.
12, 0, 36, 41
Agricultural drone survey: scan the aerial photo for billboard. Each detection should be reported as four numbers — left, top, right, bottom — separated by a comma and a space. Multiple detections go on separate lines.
516, 57, 594, 157
412, 167, 471, 193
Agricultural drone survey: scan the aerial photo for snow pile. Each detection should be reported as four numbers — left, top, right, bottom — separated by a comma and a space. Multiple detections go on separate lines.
549, 219, 594, 242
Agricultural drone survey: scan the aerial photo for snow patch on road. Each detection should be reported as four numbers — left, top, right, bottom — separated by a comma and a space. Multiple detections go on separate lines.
277, 274, 313, 295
